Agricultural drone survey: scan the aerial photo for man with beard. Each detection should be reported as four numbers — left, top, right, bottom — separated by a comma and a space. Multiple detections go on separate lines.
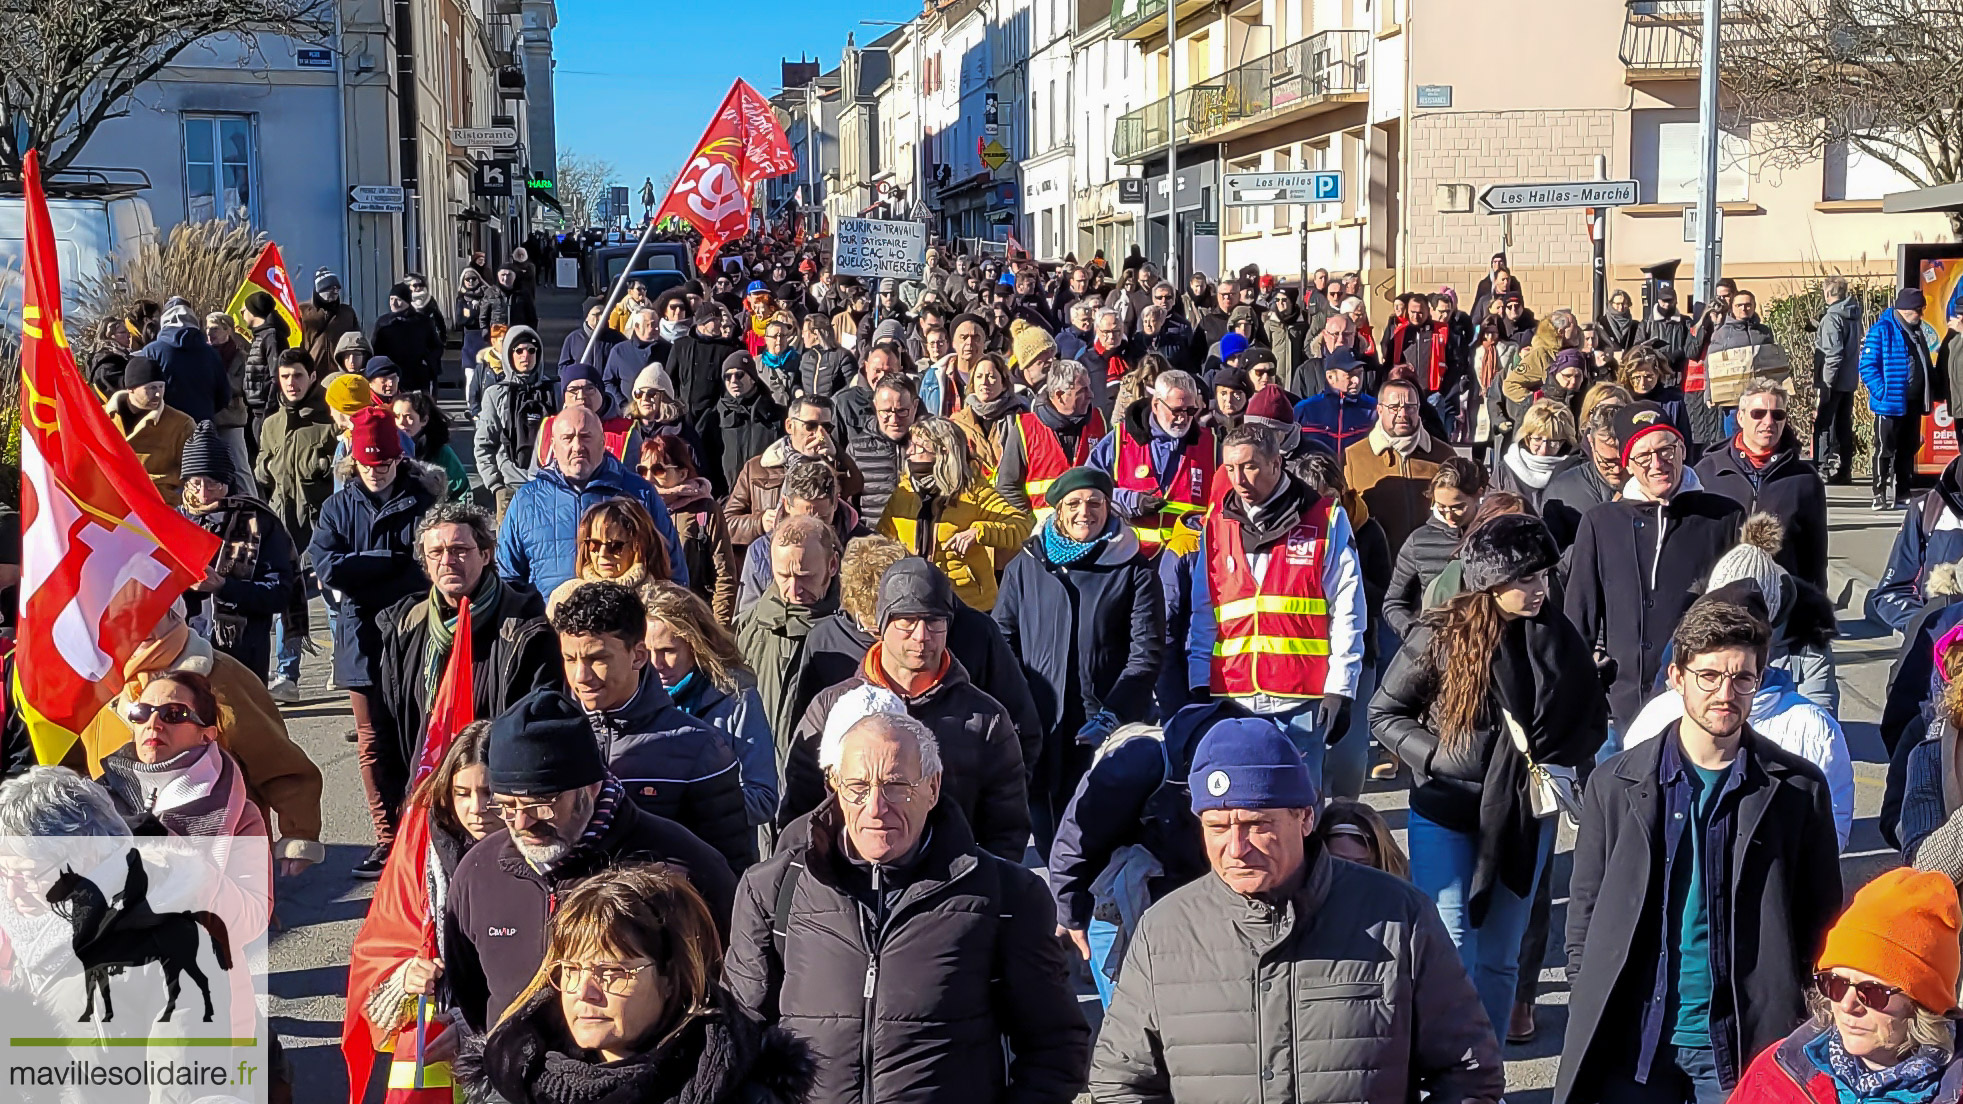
441, 687, 738, 1032
300, 269, 360, 372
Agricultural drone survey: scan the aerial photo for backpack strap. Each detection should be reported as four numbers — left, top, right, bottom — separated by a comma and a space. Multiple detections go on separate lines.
770, 858, 804, 961
1923, 490, 1946, 540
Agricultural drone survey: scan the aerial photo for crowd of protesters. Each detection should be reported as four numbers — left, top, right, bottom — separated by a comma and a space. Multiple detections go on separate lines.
10, 230, 1963, 1104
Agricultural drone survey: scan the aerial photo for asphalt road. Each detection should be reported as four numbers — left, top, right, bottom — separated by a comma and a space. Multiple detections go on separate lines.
267, 289, 1917, 1102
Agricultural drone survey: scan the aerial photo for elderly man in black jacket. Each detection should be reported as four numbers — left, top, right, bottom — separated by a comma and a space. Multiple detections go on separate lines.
442, 688, 737, 1032
1558, 600, 1840, 1104
726, 711, 1089, 1104
1693, 379, 1828, 592
553, 580, 756, 872
1567, 402, 1744, 734
371, 502, 559, 780
778, 558, 1030, 862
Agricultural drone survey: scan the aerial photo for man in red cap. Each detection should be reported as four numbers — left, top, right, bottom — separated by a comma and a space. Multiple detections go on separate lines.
1565, 400, 1745, 735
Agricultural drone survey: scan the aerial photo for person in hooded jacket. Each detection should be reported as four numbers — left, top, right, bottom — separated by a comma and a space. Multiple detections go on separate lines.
372, 282, 444, 396
703, 351, 788, 494
994, 465, 1164, 857
671, 303, 747, 419
142, 300, 232, 423
798, 311, 857, 398
454, 267, 498, 405
405, 273, 450, 387
300, 269, 361, 373
475, 325, 557, 515
1695, 378, 1829, 592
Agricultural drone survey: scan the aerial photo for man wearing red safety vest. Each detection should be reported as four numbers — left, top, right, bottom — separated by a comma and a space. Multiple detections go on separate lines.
1187, 422, 1365, 786
995, 359, 1108, 517
1088, 368, 1214, 558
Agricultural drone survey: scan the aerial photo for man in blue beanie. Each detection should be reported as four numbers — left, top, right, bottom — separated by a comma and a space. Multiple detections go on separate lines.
1091, 717, 1503, 1104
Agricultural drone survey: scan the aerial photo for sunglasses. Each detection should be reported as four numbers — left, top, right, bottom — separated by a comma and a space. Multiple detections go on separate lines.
584, 538, 629, 556
125, 701, 208, 727
1813, 971, 1903, 1009
1744, 407, 1788, 422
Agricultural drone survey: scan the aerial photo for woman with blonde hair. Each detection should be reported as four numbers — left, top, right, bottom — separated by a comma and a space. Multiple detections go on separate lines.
876, 417, 1033, 610
462, 864, 810, 1104
948, 352, 1027, 478
1493, 398, 1578, 511
640, 581, 777, 832
546, 496, 671, 616
1316, 798, 1411, 880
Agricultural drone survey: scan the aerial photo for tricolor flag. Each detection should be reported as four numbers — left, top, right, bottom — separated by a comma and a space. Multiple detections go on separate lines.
226, 241, 305, 349
12, 150, 222, 767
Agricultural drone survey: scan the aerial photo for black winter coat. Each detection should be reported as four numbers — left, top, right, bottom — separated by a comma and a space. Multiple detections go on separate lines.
308, 461, 443, 688
1565, 479, 1743, 725
371, 581, 560, 769
588, 669, 757, 872
1382, 515, 1459, 638
1557, 726, 1841, 1103
372, 308, 443, 392
724, 799, 1090, 1104
1541, 456, 1619, 550
848, 433, 905, 526
242, 321, 280, 415
443, 791, 737, 1031
671, 329, 745, 416
798, 346, 857, 398
992, 526, 1164, 738
1694, 435, 1829, 591
180, 495, 297, 683
781, 658, 1030, 862
705, 388, 787, 494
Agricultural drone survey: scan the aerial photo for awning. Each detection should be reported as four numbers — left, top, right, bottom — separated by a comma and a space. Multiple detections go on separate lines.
527, 188, 564, 214
1883, 182, 1963, 214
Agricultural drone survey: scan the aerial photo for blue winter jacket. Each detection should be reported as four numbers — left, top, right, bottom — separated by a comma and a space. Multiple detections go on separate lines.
143, 325, 231, 423
1293, 390, 1377, 456
1873, 462, 1963, 632
309, 461, 443, 688
495, 452, 688, 597
1859, 311, 1931, 418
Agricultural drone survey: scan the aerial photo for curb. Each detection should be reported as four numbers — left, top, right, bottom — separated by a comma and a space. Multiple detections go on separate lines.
1826, 559, 1883, 632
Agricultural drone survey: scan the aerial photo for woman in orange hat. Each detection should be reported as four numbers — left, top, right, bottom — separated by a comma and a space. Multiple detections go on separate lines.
1732, 867, 1963, 1102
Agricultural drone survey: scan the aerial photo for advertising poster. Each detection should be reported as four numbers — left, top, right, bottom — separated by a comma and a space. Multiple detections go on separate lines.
1908, 245, 1963, 474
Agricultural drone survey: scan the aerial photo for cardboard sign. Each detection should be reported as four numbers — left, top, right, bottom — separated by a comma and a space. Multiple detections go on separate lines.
833, 217, 928, 281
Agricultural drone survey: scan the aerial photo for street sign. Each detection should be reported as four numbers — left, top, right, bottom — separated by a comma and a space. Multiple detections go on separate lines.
611, 186, 631, 220
1117, 178, 1146, 205
297, 48, 333, 69
1682, 204, 1726, 243
347, 185, 405, 212
1193, 220, 1219, 236
980, 139, 1009, 171
834, 217, 929, 281
1477, 179, 1640, 213
984, 91, 1000, 137
1224, 171, 1342, 206
1415, 84, 1453, 108
451, 125, 518, 147
473, 159, 514, 197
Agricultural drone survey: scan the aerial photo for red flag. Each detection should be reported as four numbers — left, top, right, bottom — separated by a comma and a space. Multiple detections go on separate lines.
225, 242, 305, 349
344, 599, 476, 1104
12, 151, 223, 766
655, 79, 798, 273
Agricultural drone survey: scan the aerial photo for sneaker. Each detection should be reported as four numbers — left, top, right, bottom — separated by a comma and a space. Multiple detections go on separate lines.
351, 843, 391, 880
1874, 494, 1894, 512
1368, 751, 1400, 782
1507, 1000, 1537, 1045
267, 676, 300, 704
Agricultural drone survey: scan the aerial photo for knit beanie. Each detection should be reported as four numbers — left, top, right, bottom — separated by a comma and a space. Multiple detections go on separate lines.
1895, 288, 1928, 313
1614, 401, 1685, 467
1705, 514, 1788, 623
362, 354, 400, 381
488, 689, 607, 797
179, 421, 234, 485
634, 363, 675, 397
1819, 867, 1962, 1015
1189, 718, 1317, 813
1245, 385, 1295, 424
315, 269, 341, 295
1046, 465, 1114, 508
1214, 364, 1252, 395
349, 406, 403, 463
1013, 323, 1057, 370
123, 353, 164, 388
326, 373, 374, 414
821, 684, 909, 760
1461, 514, 1560, 593
1220, 333, 1250, 361
876, 557, 956, 630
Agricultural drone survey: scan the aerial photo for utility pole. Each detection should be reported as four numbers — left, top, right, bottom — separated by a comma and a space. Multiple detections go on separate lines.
1164, 0, 1180, 284
1693, 0, 1722, 308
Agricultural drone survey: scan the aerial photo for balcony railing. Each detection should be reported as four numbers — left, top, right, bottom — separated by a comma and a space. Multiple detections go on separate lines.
1111, 0, 1171, 39
1113, 29, 1368, 162
1620, 0, 1706, 71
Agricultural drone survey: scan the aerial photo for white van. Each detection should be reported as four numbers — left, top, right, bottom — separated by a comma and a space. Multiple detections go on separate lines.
0, 170, 159, 326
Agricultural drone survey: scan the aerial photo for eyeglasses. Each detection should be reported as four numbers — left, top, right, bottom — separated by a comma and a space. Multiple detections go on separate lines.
789, 416, 832, 431
124, 702, 207, 727
584, 538, 629, 556
1681, 666, 1760, 694
1157, 401, 1202, 418
834, 777, 925, 806
1744, 407, 1788, 422
492, 799, 559, 823
424, 544, 482, 562
1814, 971, 1903, 1010
1627, 445, 1682, 469
549, 960, 655, 997
1380, 402, 1420, 413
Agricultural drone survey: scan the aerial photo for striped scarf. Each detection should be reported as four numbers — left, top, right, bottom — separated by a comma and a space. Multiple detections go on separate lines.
423, 571, 503, 699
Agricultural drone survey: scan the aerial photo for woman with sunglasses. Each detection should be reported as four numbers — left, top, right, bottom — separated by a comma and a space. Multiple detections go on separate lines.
97, 672, 266, 840
1732, 868, 1963, 1104
462, 864, 809, 1104
621, 363, 708, 479
640, 436, 738, 623
546, 497, 672, 617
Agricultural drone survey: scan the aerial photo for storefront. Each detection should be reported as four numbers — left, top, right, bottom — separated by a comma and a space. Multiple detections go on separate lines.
1141, 154, 1218, 283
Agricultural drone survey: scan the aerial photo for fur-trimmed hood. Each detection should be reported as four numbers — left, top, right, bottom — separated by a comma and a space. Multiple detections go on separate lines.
455, 988, 814, 1104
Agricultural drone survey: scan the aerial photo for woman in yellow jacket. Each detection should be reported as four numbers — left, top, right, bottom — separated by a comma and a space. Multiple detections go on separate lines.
876, 417, 1034, 611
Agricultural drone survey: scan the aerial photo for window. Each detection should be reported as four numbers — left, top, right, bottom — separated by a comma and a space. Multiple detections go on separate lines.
1824, 139, 1918, 201
1633, 111, 1749, 204
183, 114, 256, 223
1048, 80, 1058, 150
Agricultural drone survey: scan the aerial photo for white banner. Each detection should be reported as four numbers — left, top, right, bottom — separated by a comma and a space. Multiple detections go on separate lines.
833, 218, 929, 282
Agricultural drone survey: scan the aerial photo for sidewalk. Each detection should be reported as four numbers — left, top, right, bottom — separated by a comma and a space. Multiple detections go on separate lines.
1824, 483, 1908, 630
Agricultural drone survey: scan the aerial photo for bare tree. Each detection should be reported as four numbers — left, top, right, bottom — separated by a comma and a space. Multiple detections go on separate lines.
1722, 0, 1963, 236
0, 0, 330, 178
555, 150, 620, 229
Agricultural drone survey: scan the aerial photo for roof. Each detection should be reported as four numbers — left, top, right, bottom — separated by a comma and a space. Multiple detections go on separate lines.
1883, 181, 1963, 214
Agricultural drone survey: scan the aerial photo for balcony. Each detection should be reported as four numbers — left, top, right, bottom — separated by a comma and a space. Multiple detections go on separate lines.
1111, 0, 1206, 40
1113, 29, 1368, 163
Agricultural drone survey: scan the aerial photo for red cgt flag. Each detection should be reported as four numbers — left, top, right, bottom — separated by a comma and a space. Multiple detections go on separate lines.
344, 598, 476, 1104
12, 150, 222, 767
655, 78, 799, 273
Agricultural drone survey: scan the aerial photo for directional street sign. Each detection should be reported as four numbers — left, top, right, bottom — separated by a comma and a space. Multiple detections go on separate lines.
473, 159, 514, 197
347, 185, 405, 213
1477, 180, 1640, 214
451, 126, 519, 147
1224, 171, 1342, 207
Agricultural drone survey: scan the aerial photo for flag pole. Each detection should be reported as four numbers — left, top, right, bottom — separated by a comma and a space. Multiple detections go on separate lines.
579, 211, 664, 370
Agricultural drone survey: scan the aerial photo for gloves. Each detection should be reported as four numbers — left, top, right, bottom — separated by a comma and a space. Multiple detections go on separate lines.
1134, 494, 1167, 516
1319, 693, 1352, 747
1076, 709, 1120, 747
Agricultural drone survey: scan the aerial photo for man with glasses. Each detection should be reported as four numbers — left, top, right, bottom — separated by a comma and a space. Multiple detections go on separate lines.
726, 395, 866, 551
443, 687, 737, 1032
1341, 378, 1458, 557
726, 709, 1087, 1104
998, 359, 1109, 516
1560, 600, 1839, 1104
850, 375, 922, 524
1694, 378, 1828, 590
779, 558, 1031, 862
1567, 402, 1746, 732
1089, 368, 1214, 557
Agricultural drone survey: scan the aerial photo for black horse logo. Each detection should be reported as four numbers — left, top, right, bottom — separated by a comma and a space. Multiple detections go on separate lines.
43, 848, 233, 1023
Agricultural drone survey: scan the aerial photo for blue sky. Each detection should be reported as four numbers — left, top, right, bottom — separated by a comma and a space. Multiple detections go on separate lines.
553, 0, 921, 198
